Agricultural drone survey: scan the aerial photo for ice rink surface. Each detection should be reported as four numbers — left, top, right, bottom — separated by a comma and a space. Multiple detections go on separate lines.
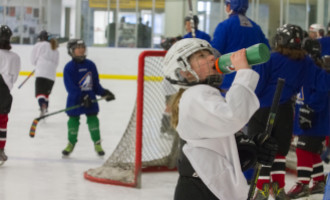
0, 76, 328, 200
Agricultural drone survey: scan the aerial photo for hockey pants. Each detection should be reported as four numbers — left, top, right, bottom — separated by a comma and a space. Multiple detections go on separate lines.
67, 115, 101, 145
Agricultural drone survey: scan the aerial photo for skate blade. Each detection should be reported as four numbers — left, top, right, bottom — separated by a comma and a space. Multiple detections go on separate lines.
308, 193, 323, 200
0, 160, 5, 166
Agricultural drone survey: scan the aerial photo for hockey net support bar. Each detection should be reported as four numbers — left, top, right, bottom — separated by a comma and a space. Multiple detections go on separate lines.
84, 50, 179, 188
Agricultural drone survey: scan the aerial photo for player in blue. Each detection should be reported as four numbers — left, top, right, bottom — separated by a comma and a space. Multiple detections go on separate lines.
250, 24, 330, 200
287, 37, 329, 200
183, 15, 211, 43
62, 39, 115, 157
211, 0, 270, 91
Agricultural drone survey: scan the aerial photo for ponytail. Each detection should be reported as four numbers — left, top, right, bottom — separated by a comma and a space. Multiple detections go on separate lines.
49, 38, 58, 50
169, 88, 186, 128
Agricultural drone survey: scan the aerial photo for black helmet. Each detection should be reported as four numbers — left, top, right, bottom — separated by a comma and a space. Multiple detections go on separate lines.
67, 39, 86, 62
38, 30, 49, 41
274, 24, 303, 49
0, 25, 12, 42
302, 38, 321, 59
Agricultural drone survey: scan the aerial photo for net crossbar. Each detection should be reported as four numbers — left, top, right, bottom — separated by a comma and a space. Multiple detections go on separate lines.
84, 50, 179, 187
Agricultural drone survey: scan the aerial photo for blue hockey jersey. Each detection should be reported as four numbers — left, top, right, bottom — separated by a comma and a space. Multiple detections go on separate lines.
183, 30, 211, 43
253, 52, 330, 108
293, 87, 330, 137
211, 14, 270, 90
63, 59, 106, 116
318, 36, 330, 56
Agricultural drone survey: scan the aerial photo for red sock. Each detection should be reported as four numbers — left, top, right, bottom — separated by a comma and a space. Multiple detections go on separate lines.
271, 154, 286, 188
296, 148, 313, 185
312, 153, 324, 182
0, 114, 8, 149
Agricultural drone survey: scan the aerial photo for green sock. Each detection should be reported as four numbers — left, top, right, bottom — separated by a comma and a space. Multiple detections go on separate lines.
87, 115, 100, 143
67, 116, 80, 144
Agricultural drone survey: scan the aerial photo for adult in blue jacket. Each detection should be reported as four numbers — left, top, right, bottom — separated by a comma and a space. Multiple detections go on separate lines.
249, 24, 330, 200
211, 0, 270, 90
62, 39, 115, 157
183, 15, 211, 43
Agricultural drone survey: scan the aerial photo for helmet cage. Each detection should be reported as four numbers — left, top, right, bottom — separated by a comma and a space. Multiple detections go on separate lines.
163, 38, 216, 88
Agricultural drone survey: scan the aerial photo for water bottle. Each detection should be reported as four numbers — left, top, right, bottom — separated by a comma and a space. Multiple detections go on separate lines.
215, 43, 271, 74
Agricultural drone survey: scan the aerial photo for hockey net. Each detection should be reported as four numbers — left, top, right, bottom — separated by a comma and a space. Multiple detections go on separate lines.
84, 50, 179, 187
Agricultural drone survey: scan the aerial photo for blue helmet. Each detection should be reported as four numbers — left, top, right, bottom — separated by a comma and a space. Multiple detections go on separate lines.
227, 0, 249, 14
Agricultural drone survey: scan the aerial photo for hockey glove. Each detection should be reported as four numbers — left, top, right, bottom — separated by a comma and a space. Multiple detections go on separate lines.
103, 89, 115, 102
82, 94, 92, 108
235, 131, 257, 171
254, 136, 278, 166
299, 104, 314, 130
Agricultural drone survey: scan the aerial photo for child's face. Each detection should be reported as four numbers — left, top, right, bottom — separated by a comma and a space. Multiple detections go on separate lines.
185, 21, 192, 33
73, 46, 86, 57
188, 50, 217, 81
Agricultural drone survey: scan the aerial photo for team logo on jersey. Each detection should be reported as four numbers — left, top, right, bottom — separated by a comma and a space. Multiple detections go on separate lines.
296, 87, 305, 105
79, 72, 93, 91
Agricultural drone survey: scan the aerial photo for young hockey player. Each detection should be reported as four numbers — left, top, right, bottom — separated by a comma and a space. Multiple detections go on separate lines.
0, 25, 21, 165
250, 24, 330, 200
183, 15, 211, 42
287, 38, 329, 200
163, 38, 278, 200
62, 39, 115, 157
31, 30, 59, 117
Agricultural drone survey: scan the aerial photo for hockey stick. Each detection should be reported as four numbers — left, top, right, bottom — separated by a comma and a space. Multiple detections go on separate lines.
18, 70, 35, 89
247, 78, 285, 200
29, 96, 107, 138
187, 0, 196, 38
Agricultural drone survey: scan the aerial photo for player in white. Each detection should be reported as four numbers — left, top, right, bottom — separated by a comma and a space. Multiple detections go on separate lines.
0, 25, 21, 165
31, 30, 59, 117
163, 38, 277, 200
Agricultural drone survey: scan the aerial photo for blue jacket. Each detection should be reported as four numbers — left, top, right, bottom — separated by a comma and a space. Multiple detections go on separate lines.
211, 14, 270, 90
293, 87, 330, 137
318, 36, 330, 56
63, 59, 105, 116
253, 52, 330, 108
183, 30, 211, 43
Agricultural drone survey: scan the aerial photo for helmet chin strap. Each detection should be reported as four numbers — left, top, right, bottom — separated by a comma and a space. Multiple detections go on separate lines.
166, 74, 223, 88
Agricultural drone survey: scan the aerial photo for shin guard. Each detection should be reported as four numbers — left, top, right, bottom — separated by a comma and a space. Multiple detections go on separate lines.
67, 116, 80, 144
87, 115, 100, 143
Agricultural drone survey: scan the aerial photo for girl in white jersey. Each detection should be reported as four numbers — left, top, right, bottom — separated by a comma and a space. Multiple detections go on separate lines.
163, 38, 278, 200
0, 25, 21, 165
31, 30, 59, 117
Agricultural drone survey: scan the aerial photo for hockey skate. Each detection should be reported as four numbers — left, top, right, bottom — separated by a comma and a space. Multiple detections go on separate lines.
62, 143, 75, 157
309, 181, 325, 200
271, 182, 290, 200
287, 182, 309, 199
94, 142, 105, 156
0, 149, 8, 166
253, 183, 270, 200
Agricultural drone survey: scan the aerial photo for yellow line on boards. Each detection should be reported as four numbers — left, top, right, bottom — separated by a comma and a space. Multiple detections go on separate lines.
19, 71, 163, 81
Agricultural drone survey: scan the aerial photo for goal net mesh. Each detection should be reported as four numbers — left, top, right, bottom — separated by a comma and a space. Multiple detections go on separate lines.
84, 51, 179, 187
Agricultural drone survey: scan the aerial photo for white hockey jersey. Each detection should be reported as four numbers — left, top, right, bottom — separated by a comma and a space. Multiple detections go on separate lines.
0, 49, 21, 90
177, 69, 260, 200
31, 41, 59, 81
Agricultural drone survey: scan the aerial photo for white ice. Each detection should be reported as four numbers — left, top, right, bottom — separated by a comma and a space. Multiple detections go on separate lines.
0, 76, 328, 200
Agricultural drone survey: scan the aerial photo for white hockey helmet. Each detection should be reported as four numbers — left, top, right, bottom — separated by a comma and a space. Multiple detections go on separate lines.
163, 38, 215, 88
309, 24, 325, 32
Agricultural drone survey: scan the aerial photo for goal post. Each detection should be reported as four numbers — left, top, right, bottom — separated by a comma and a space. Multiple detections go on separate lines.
84, 50, 179, 188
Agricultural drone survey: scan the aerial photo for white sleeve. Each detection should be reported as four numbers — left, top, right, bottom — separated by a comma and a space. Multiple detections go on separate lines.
178, 69, 260, 139
30, 44, 39, 66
